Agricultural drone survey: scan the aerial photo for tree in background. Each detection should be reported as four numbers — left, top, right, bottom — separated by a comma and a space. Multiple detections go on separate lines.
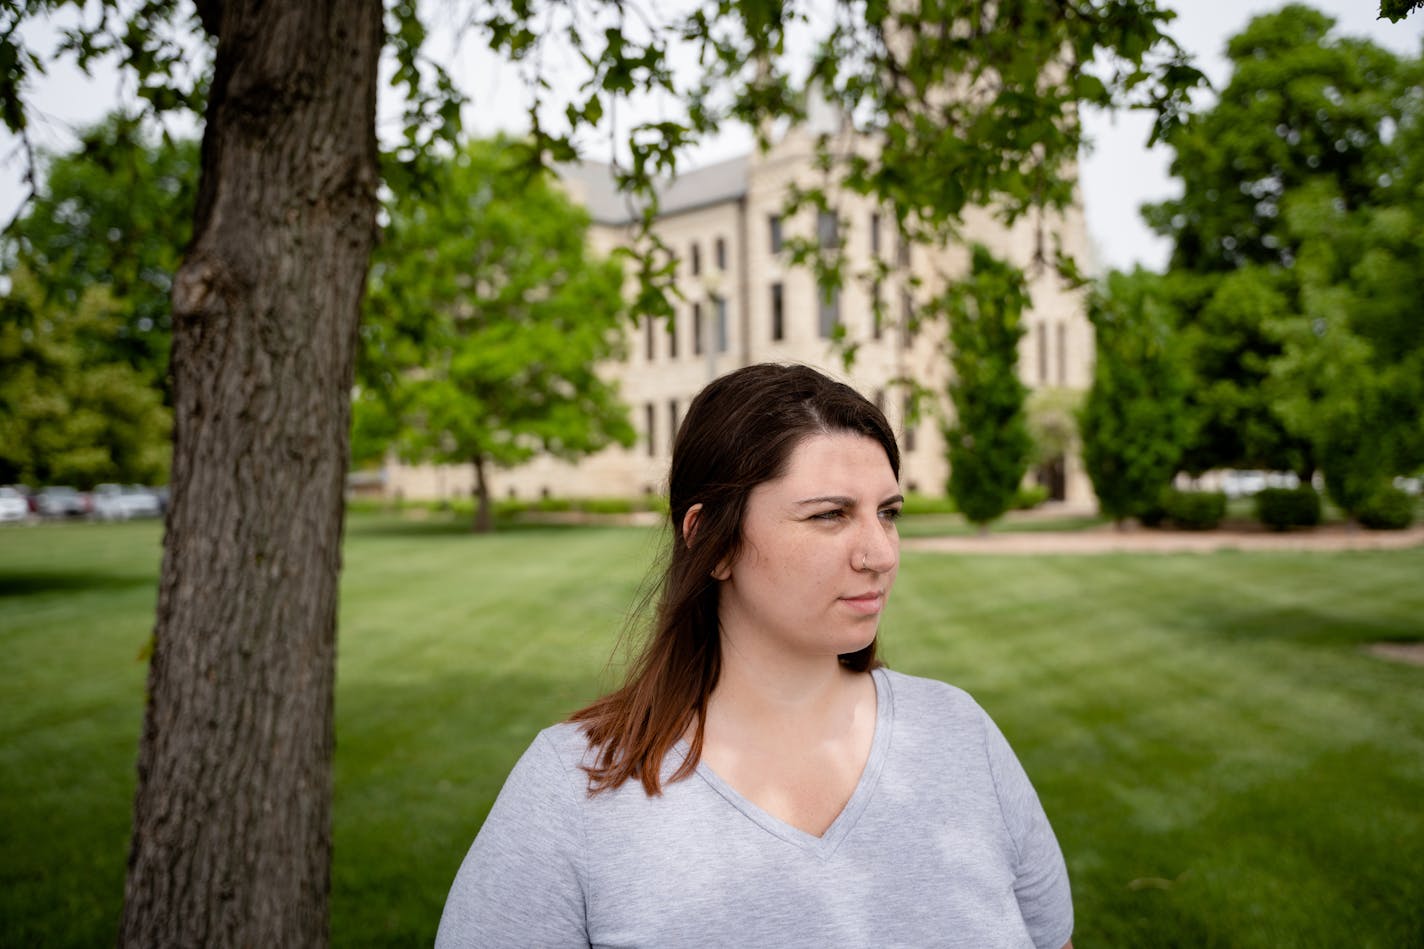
1, 115, 197, 393
0, 1, 1211, 942
1142, 4, 1419, 480
940, 244, 1033, 529
0, 269, 170, 486
356, 139, 634, 532
1177, 265, 1312, 476
1266, 174, 1424, 518
1080, 270, 1190, 526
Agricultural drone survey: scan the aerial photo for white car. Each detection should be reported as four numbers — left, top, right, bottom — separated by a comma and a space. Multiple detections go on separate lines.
92, 484, 163, 521
0, 486, 28, 523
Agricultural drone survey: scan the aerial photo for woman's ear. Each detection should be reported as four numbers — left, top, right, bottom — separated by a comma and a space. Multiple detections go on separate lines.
684, 504, 733, 580
681, 503, 704, 548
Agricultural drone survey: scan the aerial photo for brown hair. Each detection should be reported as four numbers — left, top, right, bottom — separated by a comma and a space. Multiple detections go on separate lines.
568, 363, 900, 796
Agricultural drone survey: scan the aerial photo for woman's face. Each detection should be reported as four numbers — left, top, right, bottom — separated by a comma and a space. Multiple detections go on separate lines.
716, 431, 902, 664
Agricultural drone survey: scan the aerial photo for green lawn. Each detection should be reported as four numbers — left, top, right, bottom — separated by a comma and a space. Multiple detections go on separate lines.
2, 513, 1422, 947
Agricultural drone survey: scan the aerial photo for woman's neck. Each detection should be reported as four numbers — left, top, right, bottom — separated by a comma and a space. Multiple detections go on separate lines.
707, 638, 868, 741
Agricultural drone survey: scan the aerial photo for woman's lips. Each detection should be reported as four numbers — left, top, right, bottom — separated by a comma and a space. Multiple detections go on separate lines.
840, 592, 884, 615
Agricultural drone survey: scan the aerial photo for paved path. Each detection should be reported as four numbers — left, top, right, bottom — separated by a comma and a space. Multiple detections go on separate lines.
903, 523, 1424, 556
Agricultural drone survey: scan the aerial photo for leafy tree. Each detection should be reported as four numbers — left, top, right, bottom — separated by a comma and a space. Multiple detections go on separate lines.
0, 268, 171, 486
2, 115, 197, 390
1, 1, 1211, 942
1178, 265, 1312, 475
1142, 4, 1420, 477
1380, 0, 1424, 22
1265, 177, 1424, 518
941, 245, 1032, 529
1145, 5, 1408, 274
1080, 270, 1190, 525
357, 139, 635, 532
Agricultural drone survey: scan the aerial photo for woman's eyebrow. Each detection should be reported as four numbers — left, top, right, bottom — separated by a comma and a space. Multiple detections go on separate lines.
796, 495, 853, 507
795, 494, 905, 507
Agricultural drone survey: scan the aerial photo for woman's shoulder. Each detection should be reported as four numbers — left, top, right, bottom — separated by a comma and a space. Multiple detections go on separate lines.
878, 666, 987, 720
512, 720, 601, 783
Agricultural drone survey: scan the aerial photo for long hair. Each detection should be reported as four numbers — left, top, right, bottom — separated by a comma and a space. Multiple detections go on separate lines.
568, 363, 900, 796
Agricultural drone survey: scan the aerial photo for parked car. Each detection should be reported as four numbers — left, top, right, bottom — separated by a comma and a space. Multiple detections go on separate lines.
0, 486, 29, 523
91, 484, 163, 521
35, 486, 90, 518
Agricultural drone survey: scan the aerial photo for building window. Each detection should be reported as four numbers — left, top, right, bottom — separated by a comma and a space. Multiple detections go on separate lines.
870, 212, 881, 256
817, 209, 839, 249
900, 289, 915, 349
645, 403, 656, 457
714, 296, 729, 353
1056, 322, 1068, 385
897, 231, 910, 267
669, 399, 680, 448
668, 310, 679, 358
693, 302, 704, 356
1037, 321, 1048, 385
645, 316, 655, 362
771, 283, 785, 342
903, 395, 917, 453
874, 389, 885, 413
872, 280, 883, 341
819, 283, 840, 338
715, 237, 727, 270
769, 215, 783, 253
690, 242, 701, 276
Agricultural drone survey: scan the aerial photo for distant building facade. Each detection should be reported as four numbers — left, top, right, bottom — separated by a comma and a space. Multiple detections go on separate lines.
383, 124, 1096, 506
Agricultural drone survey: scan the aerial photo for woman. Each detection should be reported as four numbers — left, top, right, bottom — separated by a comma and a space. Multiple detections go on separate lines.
436, 363, 1073, 948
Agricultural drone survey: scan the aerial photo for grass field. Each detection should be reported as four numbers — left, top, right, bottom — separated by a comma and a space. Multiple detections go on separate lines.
2, 512, 1422, 947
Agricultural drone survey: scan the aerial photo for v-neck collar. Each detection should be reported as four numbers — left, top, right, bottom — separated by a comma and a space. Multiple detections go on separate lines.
679, 666, 894, 860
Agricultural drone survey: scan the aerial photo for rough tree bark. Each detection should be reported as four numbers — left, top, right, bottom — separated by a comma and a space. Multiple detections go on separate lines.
119, 2, 382, 946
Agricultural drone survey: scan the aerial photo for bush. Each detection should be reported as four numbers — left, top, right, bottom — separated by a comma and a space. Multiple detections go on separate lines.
1163, 489, 1226, 530
1358, 487, 1416, 530
579, 497, 636, 515
1137, 487, 1170, 528
902, 493, 959, 516
1255, 486, 1322, 531
1013, 484, 1050, 510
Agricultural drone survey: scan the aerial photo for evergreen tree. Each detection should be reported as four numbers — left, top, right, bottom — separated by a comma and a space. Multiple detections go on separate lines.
1080, 270, 1190, 525
941, 245, 1033, 529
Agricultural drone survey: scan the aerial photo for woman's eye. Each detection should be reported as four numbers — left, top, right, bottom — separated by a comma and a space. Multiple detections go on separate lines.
880, 507, 903, 522
812, 510, 845, 521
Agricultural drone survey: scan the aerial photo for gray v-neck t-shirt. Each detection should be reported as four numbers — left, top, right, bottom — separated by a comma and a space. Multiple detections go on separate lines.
436, 668, 1073, 948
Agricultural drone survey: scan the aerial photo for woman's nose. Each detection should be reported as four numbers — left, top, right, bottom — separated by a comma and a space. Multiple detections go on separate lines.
856, 517, 898, 573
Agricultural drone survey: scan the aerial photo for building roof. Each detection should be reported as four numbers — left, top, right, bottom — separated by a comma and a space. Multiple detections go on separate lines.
559, 154, 750, 225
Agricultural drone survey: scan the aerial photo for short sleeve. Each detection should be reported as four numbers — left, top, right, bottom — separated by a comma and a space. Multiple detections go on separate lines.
435, 730, 590, 948
982, 713, 1073, 949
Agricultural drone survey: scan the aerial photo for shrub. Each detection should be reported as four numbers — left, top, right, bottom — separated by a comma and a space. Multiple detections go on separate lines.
902, 493, 959, 516
579, 497, 636, 515
1255, 486, 1322, 531
1357, 487, 1415, 530
1013, 484, 1050, 510
1137, 487, 1170, 528
1163, 489, 1226, 530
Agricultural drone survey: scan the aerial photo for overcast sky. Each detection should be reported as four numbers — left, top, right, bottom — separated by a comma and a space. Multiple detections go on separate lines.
1, 1, 1419, 273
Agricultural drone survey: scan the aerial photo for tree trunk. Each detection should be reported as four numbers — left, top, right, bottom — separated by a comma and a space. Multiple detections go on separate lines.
120, 3, 381, 947
473, 454, 493, 534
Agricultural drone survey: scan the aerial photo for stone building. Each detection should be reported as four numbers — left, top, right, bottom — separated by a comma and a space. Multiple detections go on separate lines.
382, 122, 1096, 506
